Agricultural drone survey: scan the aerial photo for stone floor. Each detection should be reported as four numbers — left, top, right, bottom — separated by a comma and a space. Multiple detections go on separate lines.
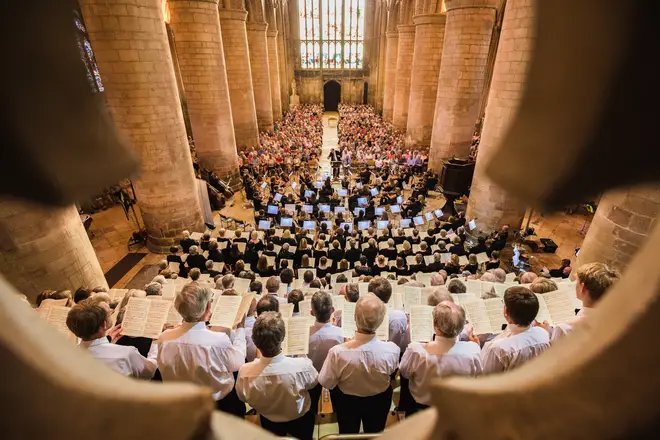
88, 112, 593, 287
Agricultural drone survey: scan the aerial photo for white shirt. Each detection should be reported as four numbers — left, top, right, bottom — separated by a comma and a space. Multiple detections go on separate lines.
389, 309, 410, 353
236, 353, 318, 422
481, 324, 550, 374
245, 315, 257, 362
80, 337, 156, 379
267, 292, 288, 305
309, 321, 344, 372
318, 332, 400, 397
400, 338, 482, 405
551, 307, 590, 341
157, 322, 246, 400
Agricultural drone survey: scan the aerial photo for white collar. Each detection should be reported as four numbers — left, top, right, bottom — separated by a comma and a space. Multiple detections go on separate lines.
81, 337, 109, 348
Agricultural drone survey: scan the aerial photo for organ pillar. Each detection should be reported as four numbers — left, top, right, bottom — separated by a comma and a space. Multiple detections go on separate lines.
245, 0, 275, 132
428, 0, 498, 170
392, 0, 415, 131
265, 1, 283, 121
80, 0, 205, 252
575, 187, 660, 272
405, 1, 446, 148
0, 200, 107, 302
382, 4, 400, 122
465, 0, 533, 232
168, 0, 240, 182
218, 1, 260, 150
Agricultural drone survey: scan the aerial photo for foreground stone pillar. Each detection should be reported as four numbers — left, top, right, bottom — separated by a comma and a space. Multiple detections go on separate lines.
465, 0, 533, 233
80, 0, 205, 252
406, 12, 446, 147
428, 0, 498, 169
576, 187, 660, 272
392, 24, 415, 131
169, 0, 240, 181
0, 200, 107, 302
265, 3, 283, 121
218, 6, 260, 150
246, 21, 275, 132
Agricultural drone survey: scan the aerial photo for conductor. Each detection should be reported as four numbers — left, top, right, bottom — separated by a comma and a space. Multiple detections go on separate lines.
328, 148, 342, 179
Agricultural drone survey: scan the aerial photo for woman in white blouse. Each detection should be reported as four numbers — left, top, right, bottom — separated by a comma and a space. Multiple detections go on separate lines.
399, 301, 483, 416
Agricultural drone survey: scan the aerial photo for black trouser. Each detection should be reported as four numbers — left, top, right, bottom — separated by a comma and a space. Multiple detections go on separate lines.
308, 383, 323, 416
215, 373, 246, 418
405, 401, 430, 418
398, 376, 415, 413
330, 386, 393, 434
259, 410, 315, 440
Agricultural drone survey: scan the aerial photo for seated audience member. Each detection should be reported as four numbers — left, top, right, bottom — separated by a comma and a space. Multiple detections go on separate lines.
36, 289, 73, 307
394, 257, 409, 277
319, 295, 400, 434
237, 312, 318, 440
144, 282, 162, 297
205, 260, 222, 278
157, 284, 247, 417
462, 254, 479, 275
519, 271, 538, 285
530, 277, 558, 294
188, 268, 201, 283
288, 289, 305, 315
167, 246, 183, 264
179, 230, 197, 253
208, 241, 223, 263
426, 253, 444, 273
200, 233, 212, 251
545, 258, 573, 278
485, 250, 501, 270
444, 254, 461, 276
491, 268, 507, 283
186, 245, 207, 272
449, 236, 466, 257
478, 286, 550, 374
317, 256, 332, 279
302, 270, 315, 288
254, 255, 276, 278
400, 301, 482, 415
308, 291, 344, 413
447, 279, 467, 294
279, 243, 296, 262
266, 276, 287, 304
430, 273, 445, 287
66, 299, 156, 379
545, 262, 619, 341
73, 287, 92, 304
256, 295, 280, 315
218, 274, 235, 292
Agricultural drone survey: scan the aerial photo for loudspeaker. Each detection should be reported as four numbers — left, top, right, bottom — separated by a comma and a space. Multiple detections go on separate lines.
440, 159, 475, 196
540, 238, 558, 253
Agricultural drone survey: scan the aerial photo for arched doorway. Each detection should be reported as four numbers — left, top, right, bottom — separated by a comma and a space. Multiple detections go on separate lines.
324, 80, 341, 111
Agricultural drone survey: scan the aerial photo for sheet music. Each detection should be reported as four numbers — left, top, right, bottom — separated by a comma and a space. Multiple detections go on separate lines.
484, 298, 506, 333
37, 298, 69, 316
465, 280, 482, 294
405, 255, 417, 266
417, 273, 432, 286
376, 312, 389, 341
334, 282, 347, 296
143, 299, 172, 338
331, 295, 345, 311
542, 289, 578, 325
358, 283, 369, 297
122, 297, 171, 338
209, 295, 242, 328
476, 252, 489, 264
168, 262, 180, 273
440, 253, 451, 263
403, 286, 422, 312
534, 294, 553, 326
387, 292, 404, 310
165, 303, 183, 326
423, 255, 435, 265
282, 317, 311, 355
458, 255, 469, 265
234, 293, 256, 327
234, 278, 251, 293
410, 305, 434, 342
462, 299, 501, 335
45, 306, 74, 339
162, 284, 177, 300
342, 301, 357, 338
299, 299, 312, 320
279, 302, 294, 318
450, 293, 478, 305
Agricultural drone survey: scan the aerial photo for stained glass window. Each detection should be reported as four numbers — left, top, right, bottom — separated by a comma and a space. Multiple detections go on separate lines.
299, 0, 364, 69
74, 9, 104, 92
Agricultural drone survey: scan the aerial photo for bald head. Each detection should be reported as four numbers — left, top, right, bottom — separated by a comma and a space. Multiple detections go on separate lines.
427, 286, 453, 306
355, 294, 386, 333
433, 302, 466, 338
519, 272, 538, 284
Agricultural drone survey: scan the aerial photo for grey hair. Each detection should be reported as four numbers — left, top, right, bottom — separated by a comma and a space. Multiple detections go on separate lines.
345, 283, 360, 303
282, 242, 290, 251
182, 230, 190, 239
152, 275, 167, 286
189, 268, 201, 281
175, 284, 213, 322
311, 291, 334, 322
205, 260, 214, 269
222, 274, 236, 289
427, 286, 453, 306
355, 294, 386, 333
491, 268, 507, 283
433, 302, 466, 338
430, 273, 445, 286
480, 272, 498, 283
144, 282, 163, 296
189, 245, 199, 255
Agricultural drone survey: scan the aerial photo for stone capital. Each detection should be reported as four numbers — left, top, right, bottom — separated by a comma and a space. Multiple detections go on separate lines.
413, 13, 446, 26
386, 30, 399, 38
217, 8, 248, 21
267, 29, 279, 37
246, 21, 268, 31
169, 0, 219, 4
397, 24, 416, 33
444, 0, 500, 12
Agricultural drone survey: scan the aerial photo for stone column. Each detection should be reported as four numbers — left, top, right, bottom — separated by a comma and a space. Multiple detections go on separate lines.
465, 0, 533, 232
265, 3, 283, 121
246, 21, 275, 132
382, 5, 399, 121
168, 0, 240, 181
80, 0, 205, 252
392, 1, 415, 131
406, 12, 446, 148
575, 187, 660, 272
218, 5, 260, 150
0, 200, 107, 302
428, 0, 498, 170
276, 6, 289, 112
376, 5, 388, 113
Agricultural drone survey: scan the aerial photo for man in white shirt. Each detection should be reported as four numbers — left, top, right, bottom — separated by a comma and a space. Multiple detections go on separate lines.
479, 286, 550, 374
308, 290, 344, 414
544, 262, 620, 341
237, 312, 318, 440
400, 301, 482, 416
246, 295, 280, 362
157, 284, 247, 417
319, 294, 400, 434
66, 299, 156, 379
266, 276, 288, 304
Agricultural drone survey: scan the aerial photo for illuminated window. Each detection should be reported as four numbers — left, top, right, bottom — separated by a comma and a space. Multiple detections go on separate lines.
300, 0, 364, 69
74, 9, 104, 92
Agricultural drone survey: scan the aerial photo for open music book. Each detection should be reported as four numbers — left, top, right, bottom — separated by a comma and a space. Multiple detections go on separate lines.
121, 297, 172, 339
461, 297, 507, 335
209, 293, 255, 328
535, 289, 580, 326
410, 305, 434, 342
282, 317, 311, 355
40, 305, 76, 341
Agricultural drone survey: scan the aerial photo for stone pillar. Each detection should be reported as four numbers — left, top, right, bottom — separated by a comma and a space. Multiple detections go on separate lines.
382, 6, 399, 121
276, 6, 289, 112
168, 0, 240, 181
218, 6, 260, 150
265, 3, 283, 121
406, 13, 446, 148
246, 21, 275, 132
575, 187, 660, 272
375, 5, 388, 113
80, 0, 205, 252
428, 0, 498, 170
465, 0, 533, 233
0, 200, 107, 302
392, 24, 415, 130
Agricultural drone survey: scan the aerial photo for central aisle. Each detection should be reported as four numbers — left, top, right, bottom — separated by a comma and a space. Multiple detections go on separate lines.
319, 112, 339, 180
